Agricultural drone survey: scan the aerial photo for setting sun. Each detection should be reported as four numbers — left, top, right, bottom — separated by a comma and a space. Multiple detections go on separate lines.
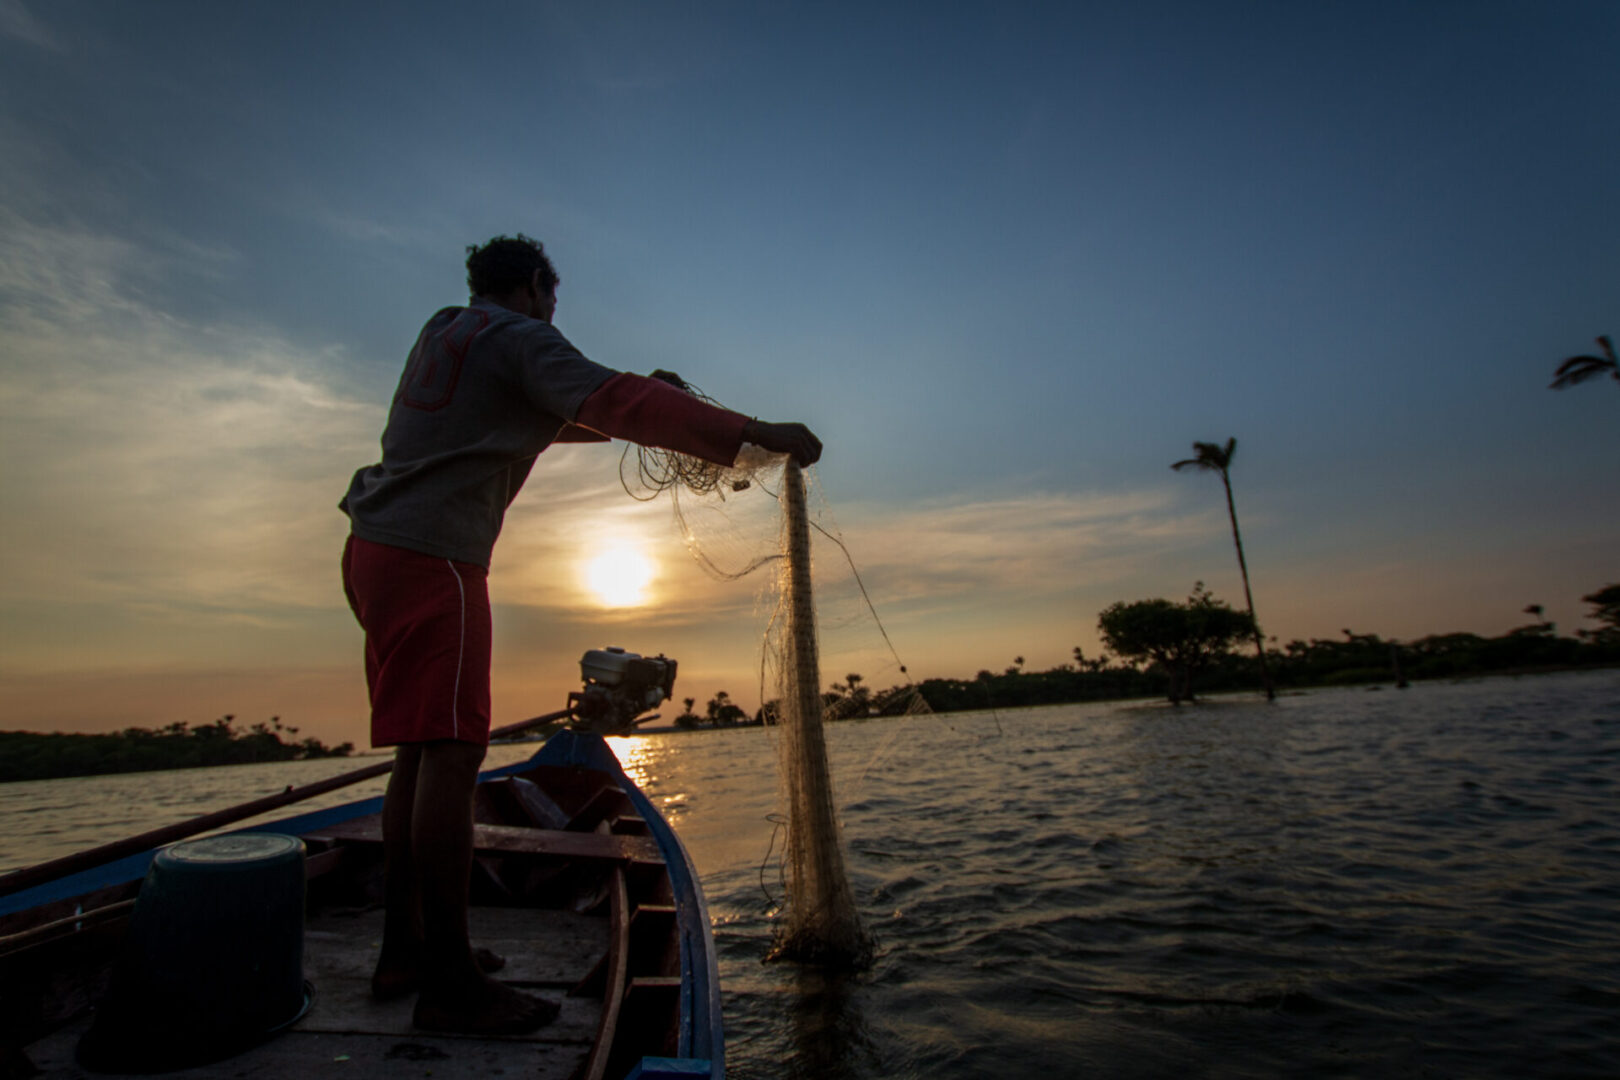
583, 544, 655, 608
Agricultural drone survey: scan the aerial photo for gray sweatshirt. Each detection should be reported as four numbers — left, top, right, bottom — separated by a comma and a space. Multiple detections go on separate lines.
342, 299, 752, 567
340, 299, 618, 567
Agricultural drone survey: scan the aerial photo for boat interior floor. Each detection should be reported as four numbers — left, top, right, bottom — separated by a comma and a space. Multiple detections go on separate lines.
22, 906, 609, 1079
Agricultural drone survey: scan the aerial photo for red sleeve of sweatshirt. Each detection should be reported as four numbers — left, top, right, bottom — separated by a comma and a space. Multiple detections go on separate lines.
571, 372, 751, 466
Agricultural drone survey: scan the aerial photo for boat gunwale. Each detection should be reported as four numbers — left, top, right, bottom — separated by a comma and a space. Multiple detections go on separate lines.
2, 731, 724, 1080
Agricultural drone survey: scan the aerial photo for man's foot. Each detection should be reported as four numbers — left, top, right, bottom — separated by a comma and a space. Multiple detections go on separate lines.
372, 946, 507, 1001
413, 976, 559, 1035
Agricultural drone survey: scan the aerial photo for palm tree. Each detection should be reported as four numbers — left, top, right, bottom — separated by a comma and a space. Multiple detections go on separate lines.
1549, 335, 1617, 389
1172, 437, 1276, 700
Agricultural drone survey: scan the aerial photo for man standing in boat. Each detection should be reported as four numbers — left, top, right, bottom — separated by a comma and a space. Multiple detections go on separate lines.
339, 234, 821, 1034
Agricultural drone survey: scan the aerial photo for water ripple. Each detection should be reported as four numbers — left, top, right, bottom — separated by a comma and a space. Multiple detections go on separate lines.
6, 672, 1618, 1078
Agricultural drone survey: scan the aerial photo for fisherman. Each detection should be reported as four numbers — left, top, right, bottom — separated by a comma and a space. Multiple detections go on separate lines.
340, 234, 821, 1035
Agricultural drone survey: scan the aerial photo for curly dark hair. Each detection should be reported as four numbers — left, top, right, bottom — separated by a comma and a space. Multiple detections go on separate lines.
465, 234, 560, 298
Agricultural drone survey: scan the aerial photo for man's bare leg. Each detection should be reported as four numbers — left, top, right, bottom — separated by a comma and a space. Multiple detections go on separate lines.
371, 744, 424, 999
409, 740, 557, 1034
372, 743, 511, 1001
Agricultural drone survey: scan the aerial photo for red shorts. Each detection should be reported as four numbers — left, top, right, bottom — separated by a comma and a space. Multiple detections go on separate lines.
342, 535, 492, 747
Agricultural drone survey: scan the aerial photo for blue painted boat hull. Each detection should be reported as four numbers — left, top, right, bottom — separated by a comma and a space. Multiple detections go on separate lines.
0, 730, 723, 1080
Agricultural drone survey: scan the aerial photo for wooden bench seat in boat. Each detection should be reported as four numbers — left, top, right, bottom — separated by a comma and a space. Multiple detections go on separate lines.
306, 816, 664, 865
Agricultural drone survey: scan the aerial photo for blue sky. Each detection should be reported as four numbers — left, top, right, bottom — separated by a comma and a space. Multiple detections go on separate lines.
2, 1, 1616, 742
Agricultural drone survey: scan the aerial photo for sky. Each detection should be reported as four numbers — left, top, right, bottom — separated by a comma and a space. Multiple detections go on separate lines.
1, 1, 1616, 745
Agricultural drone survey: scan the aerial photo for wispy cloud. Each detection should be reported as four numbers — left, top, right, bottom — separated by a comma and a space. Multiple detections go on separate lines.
0, 0, 62, 52
813, 489, 1216, 606
0, 207, 380, 670
490, 470, 1222, 622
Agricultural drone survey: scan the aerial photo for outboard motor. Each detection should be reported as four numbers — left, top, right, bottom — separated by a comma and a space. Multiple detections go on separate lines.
568, 647, 678, 734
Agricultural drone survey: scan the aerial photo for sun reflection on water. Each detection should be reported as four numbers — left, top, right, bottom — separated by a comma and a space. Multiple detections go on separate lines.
605, 736, 693, 823
606, 735, 653, 791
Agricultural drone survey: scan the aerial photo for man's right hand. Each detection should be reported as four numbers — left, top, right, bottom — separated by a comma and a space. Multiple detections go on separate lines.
742, 420, 823, 467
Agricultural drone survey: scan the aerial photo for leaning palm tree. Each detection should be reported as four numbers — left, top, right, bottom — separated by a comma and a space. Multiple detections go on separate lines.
1172, 438, 1275, 701
1549, 335, 1617, 390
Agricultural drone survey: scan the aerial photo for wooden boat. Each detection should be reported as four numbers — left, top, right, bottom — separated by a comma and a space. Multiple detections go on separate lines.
0, 727, 723, 1080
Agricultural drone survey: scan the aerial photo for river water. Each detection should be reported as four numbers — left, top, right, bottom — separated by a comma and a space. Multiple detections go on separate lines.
4, 670, 1618, 1078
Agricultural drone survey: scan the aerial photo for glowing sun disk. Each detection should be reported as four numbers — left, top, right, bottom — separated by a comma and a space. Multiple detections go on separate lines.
584, 546, 654, 607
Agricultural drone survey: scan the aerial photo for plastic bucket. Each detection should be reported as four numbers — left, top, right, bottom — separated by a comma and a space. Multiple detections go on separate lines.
78, 832, 312, 1073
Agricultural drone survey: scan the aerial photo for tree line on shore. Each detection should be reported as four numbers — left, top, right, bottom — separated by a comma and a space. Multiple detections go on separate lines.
670, 581, 1620, 727
906, 581, 1620, 713
9, 582, 1616, 769
0, 716, 354, 784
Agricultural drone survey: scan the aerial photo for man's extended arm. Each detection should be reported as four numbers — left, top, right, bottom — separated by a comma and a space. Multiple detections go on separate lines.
572, 373, 821, 467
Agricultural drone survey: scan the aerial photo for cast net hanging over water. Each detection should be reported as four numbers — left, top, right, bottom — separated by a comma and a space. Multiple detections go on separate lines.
623, 405, 900, 969
766, 461, 873, 966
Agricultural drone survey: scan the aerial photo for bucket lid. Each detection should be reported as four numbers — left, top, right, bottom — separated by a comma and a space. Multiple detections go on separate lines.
158, 832, 303, 870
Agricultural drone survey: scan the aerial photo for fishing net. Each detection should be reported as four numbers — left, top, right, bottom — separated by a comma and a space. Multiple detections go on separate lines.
763, 461, 872, 966
622, 392, 903, 969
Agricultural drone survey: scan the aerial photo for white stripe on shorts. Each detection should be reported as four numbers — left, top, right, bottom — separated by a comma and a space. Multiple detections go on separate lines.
445, 559, 467, 740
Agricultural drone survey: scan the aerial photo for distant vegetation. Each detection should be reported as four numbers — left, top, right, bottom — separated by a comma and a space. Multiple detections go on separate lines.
1171, 437, 1275, 699
664, 581, 1620, 729
1098, 583, 1256, 704
673, 691, 752, 729
1548, 334, 1617, 390
0, 716, 354, 783
827, 582, 1620, 717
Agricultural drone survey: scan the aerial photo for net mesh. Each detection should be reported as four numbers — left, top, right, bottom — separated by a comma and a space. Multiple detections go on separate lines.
765, 461, 872, 966
622, 416, 886, 968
